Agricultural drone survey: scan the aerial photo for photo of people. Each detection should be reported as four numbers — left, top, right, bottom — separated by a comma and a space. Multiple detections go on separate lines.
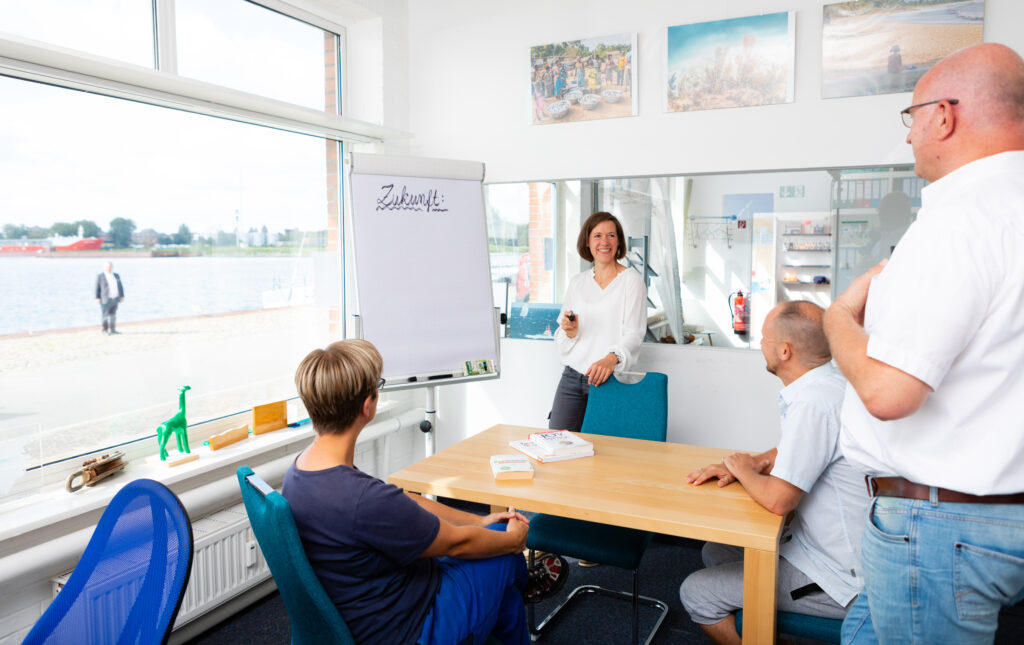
822, 1, 984, 98
529, 33, 637, 125
667, 12, 795, 113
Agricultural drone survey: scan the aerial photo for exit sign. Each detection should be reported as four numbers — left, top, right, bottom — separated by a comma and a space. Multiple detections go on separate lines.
779, 185, 805, 198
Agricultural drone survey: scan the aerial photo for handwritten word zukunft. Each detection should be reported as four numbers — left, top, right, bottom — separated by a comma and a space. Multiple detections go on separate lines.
376, 184, 448, 212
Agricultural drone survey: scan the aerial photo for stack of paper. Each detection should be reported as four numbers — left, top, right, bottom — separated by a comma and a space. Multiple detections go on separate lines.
510, 430, 594, 463
490, 454, 535, 479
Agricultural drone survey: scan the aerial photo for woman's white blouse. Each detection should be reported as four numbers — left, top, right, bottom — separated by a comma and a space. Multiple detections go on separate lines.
553, 267, 647, 374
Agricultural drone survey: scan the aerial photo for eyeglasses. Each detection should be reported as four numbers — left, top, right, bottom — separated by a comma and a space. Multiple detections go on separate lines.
377, 378, 386, 390
900, 98, 958, 127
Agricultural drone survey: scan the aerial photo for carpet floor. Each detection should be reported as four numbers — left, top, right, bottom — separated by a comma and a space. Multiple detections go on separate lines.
187, 500, 1024, 645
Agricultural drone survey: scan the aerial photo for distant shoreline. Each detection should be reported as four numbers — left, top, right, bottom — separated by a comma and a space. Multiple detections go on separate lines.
0, 247, 320, 259
0, 307, 276, 341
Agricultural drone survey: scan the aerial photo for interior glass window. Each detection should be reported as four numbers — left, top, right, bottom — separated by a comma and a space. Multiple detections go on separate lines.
484, 166, 922, 349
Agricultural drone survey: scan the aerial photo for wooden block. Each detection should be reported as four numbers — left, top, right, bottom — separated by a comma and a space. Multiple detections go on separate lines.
167, 453, 200, 467
147, 453, 200, 467
252, 401, 288, 435
209, 424, 249, 451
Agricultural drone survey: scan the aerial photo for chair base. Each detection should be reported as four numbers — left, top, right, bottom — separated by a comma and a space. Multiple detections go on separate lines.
528, 584, 669, 645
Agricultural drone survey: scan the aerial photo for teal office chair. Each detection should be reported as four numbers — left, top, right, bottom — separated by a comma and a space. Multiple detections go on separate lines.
237, 466, 355, 645
238, 466, 504, 645
526, 372, 670, 645
735, 609, 841, 644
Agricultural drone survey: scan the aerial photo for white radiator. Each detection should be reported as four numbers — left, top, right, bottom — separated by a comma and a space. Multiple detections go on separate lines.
53, 502, 270, 631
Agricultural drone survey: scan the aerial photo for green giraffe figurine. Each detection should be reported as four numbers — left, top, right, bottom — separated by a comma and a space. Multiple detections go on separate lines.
156, 385, 192, 461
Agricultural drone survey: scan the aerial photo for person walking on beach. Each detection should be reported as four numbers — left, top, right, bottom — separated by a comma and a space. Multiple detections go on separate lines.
95, 261, 125, 335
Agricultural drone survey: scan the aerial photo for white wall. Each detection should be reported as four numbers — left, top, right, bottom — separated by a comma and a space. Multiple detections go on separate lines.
439, 338, 781, 452
404, 0, 1024, 181
409, 0, 1024, 451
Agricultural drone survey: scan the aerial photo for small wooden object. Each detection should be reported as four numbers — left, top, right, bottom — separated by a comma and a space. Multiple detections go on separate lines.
146, 451, 200, 468
252, 401, 288, 435
208, 424, 250, 451
66, 451, 127, 492
165, 453, 200, 467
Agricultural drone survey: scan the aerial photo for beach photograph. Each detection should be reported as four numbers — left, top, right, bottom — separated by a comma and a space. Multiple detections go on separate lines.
822, 0, 984, 98
667, 12, 795, 113
529, 33, 637, 125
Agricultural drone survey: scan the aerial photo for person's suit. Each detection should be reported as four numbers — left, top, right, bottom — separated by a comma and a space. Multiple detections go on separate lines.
95, 271, 125, 333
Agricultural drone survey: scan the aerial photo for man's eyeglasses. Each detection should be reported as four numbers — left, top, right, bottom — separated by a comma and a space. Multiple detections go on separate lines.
377, 378, 386, 390
900, 98, 958, 127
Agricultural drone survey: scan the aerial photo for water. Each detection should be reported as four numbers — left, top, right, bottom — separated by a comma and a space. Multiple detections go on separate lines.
0, 255, 315, 335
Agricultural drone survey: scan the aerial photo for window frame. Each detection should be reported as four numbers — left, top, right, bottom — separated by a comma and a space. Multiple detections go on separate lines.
0, 0, 381, 504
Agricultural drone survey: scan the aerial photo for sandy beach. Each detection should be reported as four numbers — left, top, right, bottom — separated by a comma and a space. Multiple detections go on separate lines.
1, 307, 335, 463
823, 17, 983, 75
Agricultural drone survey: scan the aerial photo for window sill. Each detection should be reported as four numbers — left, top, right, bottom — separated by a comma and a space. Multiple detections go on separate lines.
0, 399, 410, 562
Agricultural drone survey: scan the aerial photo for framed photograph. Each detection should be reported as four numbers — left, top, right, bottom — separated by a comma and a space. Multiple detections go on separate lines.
822, 1, 984, 99
529, 33, 637, 125
667, 12, 795, 113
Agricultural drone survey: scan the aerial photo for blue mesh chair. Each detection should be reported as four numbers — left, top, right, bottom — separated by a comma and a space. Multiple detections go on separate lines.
23, 479, 193, 645
237, 466, 355, 645
735, 609, 842, 644
527, 372, 670, 645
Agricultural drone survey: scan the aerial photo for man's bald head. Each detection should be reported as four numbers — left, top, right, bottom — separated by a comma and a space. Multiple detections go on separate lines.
909, 43, 1024, 180
918, 43, 1024, 125
765, 301, 831, 370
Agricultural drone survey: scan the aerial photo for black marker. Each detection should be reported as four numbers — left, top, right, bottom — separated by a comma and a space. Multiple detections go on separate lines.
566, 310, 576, 322
406, 376, 418, 383
428, 373, 454, 380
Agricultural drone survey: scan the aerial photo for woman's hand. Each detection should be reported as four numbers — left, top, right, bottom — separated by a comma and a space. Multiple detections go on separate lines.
560, 311, 578, 338
481, 507, 530, 527
585, 353, 618, 386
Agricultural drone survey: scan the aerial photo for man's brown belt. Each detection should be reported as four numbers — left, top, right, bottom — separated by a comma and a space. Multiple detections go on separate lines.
867, 476, 1024, 504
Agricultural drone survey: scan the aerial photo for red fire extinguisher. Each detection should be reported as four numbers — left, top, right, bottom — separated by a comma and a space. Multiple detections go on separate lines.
729, 291, 749, 336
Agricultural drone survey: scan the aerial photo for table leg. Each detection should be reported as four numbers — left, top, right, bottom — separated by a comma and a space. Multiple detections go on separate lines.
742, 547, 777, 644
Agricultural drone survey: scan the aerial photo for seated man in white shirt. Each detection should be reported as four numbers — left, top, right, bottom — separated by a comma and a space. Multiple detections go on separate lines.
679, 301, 869, 645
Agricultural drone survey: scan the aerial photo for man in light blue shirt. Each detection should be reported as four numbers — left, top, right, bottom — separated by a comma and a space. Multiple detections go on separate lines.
680, 301, 869, 645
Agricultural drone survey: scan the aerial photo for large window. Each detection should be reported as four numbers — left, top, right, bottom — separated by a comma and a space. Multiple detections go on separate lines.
0, 0, 154, 65
486, 167, 923, 349
0, 2, 349, 506
176, 0, 337, 111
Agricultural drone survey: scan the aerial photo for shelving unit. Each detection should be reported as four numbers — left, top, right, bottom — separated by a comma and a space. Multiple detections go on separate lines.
774, 218, 834, 307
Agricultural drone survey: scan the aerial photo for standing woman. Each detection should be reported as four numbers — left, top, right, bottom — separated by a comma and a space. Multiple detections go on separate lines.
549, 212, 647, 431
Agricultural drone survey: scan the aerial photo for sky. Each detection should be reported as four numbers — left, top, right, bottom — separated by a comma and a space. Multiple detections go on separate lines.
667, 12, 794, 70
0, 0, 334, 237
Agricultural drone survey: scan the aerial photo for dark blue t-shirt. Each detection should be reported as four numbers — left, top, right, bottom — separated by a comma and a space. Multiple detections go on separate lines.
282, 461, 441, 645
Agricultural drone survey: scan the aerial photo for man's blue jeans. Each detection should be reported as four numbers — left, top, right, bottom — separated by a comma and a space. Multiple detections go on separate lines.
843, 495, 1024, 644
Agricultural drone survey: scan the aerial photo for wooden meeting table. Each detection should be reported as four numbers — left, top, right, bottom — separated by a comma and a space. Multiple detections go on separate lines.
388, 424, 785, 644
